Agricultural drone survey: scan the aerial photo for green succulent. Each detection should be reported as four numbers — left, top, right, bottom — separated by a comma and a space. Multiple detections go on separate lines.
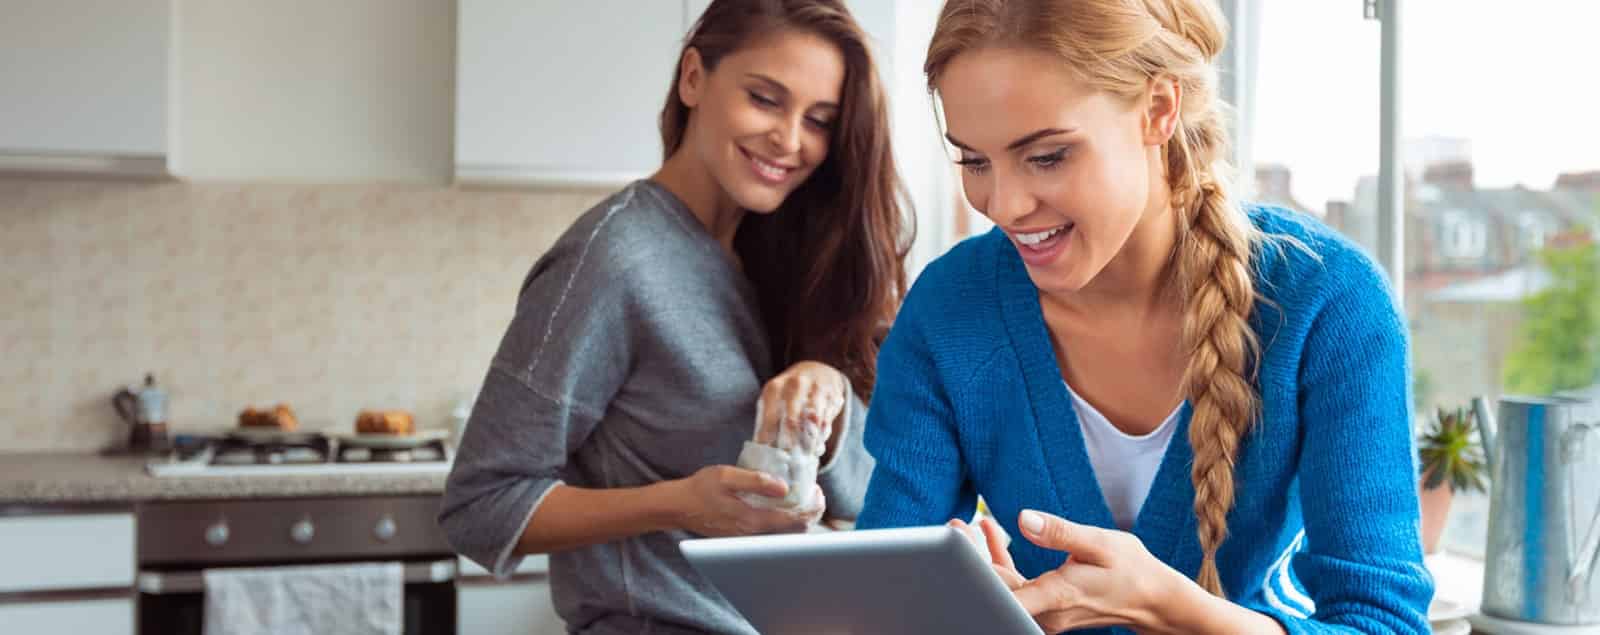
1418, 406, 1489, 494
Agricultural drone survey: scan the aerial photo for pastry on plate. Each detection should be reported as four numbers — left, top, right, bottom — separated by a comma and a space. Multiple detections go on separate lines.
356, 410, 414, 435
238, 403, 299, 430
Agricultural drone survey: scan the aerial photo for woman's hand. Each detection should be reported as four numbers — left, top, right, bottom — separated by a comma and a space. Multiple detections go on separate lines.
950, 517, 1027, 590
757, 361, 849, 460
1006, 510, 1196, 633
668, 465, 824, 538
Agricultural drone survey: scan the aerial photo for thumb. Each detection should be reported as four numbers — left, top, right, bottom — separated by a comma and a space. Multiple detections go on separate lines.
1018, 509, 1109, 564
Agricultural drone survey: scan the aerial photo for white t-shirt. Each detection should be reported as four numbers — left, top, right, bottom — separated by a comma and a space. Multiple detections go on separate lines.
1064, 381, 1183, 531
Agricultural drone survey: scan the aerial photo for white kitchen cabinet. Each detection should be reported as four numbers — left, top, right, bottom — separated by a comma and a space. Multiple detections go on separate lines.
0, 512, 136, 593
0, 511, 136, 635
0, 596, 134, 634
0, 0, 169, 176
457, 554, 562, 635
455, 0, 689, 187
459, 579, 564, 635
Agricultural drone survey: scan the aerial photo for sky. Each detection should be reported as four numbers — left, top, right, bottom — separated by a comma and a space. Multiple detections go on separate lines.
1251, 0, 1600, 210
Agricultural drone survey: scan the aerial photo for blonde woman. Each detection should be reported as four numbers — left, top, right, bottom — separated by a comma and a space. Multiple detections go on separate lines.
856, 0, 1432, 633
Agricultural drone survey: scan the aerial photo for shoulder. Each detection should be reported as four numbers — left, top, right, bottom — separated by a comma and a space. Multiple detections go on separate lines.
526, 181, 721, 301
1246, 203, 1395, 319
884, 228, 1016, 381
897, 228, 1010, 332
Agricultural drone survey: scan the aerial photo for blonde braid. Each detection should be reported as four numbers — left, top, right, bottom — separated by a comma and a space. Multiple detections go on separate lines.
1169, 113, 1260, 597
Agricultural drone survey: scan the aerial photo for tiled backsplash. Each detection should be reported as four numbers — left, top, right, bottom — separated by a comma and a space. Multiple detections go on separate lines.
0, 177, 605, 452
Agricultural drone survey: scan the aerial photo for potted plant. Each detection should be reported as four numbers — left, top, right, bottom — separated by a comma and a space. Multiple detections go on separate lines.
1417, 406, 1489, 554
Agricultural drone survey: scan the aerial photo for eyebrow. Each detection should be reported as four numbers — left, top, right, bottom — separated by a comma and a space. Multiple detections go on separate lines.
745, 73, 839, 111
946, 127, 1077, 153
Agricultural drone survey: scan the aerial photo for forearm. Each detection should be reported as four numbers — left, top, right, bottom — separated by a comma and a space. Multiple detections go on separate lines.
1142, 582, 1286, 635
514, 481, 684, 554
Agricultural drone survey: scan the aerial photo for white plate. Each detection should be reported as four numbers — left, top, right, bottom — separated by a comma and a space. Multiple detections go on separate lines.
226, 427, 324, 444
333, 429, 448, 449
1469, 612, 1600, 635
1432, 618, 1472, 635
1431, 596, 1474, 623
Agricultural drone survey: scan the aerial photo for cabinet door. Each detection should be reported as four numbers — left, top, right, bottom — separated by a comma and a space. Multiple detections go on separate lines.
455, 0, 685, 186
0, 512, 135, 593
0, 0, 168, 158
0, 597, 134, 634
458, 580, 564, 635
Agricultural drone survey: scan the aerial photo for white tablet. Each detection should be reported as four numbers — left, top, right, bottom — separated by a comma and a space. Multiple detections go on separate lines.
680, 525, 1044, 635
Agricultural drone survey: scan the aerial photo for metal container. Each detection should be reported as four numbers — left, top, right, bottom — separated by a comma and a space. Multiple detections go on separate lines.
1475, 395, 1600, 625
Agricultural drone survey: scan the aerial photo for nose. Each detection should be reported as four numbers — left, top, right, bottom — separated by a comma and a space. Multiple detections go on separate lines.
982, 170, 1036, 226
767, 115, 803, 157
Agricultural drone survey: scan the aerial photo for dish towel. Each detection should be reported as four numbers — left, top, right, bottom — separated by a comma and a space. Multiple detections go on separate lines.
203, 562, 403, 635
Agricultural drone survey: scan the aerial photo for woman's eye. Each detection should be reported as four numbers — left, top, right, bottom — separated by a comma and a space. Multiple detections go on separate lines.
955, 157, 990, 175
805, 116, 834, 131
1027, 148, 1068, 169
749, 91, 779, 108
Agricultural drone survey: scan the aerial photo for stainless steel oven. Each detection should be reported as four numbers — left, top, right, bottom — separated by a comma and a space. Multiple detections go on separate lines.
135, 495, 456, 635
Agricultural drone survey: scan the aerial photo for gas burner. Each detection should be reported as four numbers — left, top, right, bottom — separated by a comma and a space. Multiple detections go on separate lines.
336, 439, 448, 464
147, 431, 452, 477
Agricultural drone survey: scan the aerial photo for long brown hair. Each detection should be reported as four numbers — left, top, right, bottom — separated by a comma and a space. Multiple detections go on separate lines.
926, 0, 1260, 596
660, 0, 912, 398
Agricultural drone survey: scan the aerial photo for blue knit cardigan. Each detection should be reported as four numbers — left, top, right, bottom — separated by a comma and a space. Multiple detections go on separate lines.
857, 205, 1434, 634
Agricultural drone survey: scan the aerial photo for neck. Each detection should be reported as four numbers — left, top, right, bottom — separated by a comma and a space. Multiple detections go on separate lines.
651, 150, 746, 252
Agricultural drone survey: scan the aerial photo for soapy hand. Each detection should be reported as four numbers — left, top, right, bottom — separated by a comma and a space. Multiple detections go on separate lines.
755, 361, 849, 458
672, 465, 824, 538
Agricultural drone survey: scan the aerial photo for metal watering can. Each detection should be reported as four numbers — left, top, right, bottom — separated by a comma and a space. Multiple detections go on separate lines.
1472, 395, 1600, 625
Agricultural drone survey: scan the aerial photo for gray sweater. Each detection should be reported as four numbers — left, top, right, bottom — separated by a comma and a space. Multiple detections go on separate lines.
439, 180, 874, 635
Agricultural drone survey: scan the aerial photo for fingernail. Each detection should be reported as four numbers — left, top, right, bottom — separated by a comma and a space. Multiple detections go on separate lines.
1020, 510, 1044, 535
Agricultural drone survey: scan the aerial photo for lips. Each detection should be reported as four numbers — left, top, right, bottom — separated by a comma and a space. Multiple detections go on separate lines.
741, 147, 797, 185
1009, 223, 1074, 267
1015, 225, 1069, 246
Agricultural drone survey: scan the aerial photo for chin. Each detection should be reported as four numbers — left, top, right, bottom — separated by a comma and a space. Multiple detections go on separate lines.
1022, 261, 1093, 295
725, 179, 794, 214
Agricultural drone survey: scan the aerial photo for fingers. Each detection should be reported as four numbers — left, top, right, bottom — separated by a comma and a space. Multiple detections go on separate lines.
949, 518, 984, 551
1012, 570, 1076, 618
1019, 509, 1108, 564
782, 374, 811, 447
992, 564, 1027, 590
759, 364, 849, 455
716, 465, 789, 499
755, 388, 781, 444
756, 500, 822, 534
980, 518, 1016, 571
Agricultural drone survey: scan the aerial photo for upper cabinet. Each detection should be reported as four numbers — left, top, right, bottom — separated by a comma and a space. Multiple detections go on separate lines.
455, 0, 897, 189
455, 0, 690, 187
0, 0, 170, 176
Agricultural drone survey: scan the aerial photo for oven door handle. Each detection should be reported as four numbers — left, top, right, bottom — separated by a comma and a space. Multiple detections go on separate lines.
136, 559, 458, 595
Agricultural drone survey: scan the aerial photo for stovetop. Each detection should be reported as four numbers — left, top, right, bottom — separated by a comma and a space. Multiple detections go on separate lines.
146, 432, 453, 478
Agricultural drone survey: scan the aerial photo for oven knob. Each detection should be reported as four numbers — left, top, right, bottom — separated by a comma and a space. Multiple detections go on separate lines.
205, 522, 230, 547
290, 518, 315, 544
374, 516, 397, 542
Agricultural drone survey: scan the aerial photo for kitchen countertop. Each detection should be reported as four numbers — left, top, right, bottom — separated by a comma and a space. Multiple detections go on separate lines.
0, 452, 447, 505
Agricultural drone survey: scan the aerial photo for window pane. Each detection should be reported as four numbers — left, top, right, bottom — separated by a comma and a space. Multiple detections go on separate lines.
1402, 1, 1600, 557
1250, 2, 1380, 246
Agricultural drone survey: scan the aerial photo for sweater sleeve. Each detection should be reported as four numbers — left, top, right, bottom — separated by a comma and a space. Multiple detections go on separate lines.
438, 242, 634, 579
855, 294, 979, 529
1268, 255, 1434, 634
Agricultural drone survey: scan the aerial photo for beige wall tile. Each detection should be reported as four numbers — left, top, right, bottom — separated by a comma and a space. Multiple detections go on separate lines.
0, 177, 591, 451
